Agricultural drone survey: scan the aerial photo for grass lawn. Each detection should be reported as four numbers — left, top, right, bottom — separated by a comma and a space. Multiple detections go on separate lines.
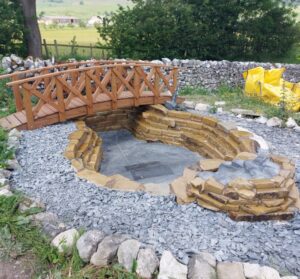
180, 85, 300, 123
40, 26, 100, 45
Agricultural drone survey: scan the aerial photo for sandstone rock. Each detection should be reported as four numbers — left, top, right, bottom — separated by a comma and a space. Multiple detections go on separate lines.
260, 266, 280, 279
235, 152, 257, 161
0, 188, 13, 197
190, 177, 205, 189
243, 262, 261, 279
266, 117, 282, 127
203, 178, 225, 195
286, 117, 297, 128
51, 229, 79, 254
136, 248, 159, 279
90, 234, 128, 267
188, 254, 217, 279
199, 159, 224, 172
31, 212, 66, 238
256, 116, 268, 124
217, 262, 245, 279
184, 101, 196, 109
144, 183, 170, 196
171, 177, 196, 204
118, 239, 141, 271
76, 230, 106, 262
195, 103, 210, 112
158, 251, 187, 279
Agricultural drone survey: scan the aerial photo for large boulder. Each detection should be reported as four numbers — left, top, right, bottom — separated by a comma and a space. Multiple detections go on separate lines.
76, 230, 106, 262
260, 266, 281, 279
136, 248, 159, 279
117, 239, 141, 271
51, 229, 79, 255
243, 263, 261, 279
158, 251, 187, 279
90, 234, 128, 267
217, 262, 245, 279
188, 253, 217, 279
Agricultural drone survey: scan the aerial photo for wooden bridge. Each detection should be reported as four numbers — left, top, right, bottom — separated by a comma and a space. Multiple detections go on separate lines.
0, 61, 179, 130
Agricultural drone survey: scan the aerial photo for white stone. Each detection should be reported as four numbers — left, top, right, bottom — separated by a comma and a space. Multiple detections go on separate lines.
294, 126, 300, 133
76, 230, 105, 262
117, 239, 141, 271
256, 116, 268, 124
0, 178, 9, 187
158, 251, 187, 279
162, 58, 171, 65
51, 228, 79, 254
195, 103, 210, 112
136, 248, 159, 279
183, 101, 195, 109
215, 101, 226, 106
90, 234, 128, 267
188, 254, 217, 279
281, 277, 298, 279
266, 117, 282, 127
260, 266, 280, 279
217, 262, 245, 279
286, 117, 297, 128
217, 107, 223, 113
6, 159, 20, 170
8, 128, 21, 139
243, 263, 261, 279
0, 188, 13, 197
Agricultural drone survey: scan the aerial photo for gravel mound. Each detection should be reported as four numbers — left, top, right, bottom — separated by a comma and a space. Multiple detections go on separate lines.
11, 120, 300, 276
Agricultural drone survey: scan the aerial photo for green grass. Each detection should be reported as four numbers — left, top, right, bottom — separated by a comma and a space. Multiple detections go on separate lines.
40, 26, 100, 45
180, 85, 300, 123
0, 193, 141, 278
37, 0, 129, 20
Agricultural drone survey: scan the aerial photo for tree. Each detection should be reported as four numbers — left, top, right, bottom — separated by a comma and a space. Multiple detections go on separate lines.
98, 0, 299, 61
19, 0, 42, 58
0, 0, 26, 56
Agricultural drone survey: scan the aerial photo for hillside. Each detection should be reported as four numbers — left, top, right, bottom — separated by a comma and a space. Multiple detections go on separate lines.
36, 0, 130, 20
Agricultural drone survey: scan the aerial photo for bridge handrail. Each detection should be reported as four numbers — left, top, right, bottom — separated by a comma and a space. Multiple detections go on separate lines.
6, 63, 177, 87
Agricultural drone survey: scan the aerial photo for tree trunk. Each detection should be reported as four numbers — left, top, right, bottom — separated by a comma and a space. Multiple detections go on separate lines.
19, 0, 42, 58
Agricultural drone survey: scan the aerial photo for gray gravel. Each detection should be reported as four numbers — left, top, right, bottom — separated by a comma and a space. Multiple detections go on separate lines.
11, 117, 300, 276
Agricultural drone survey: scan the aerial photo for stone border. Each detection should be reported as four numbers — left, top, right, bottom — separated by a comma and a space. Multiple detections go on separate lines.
62, 105, 300, 221
1, 115, 299, 279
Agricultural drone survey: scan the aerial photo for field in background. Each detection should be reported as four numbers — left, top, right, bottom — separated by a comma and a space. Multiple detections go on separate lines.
37, 0, 129, 20
40, 26, 100, 45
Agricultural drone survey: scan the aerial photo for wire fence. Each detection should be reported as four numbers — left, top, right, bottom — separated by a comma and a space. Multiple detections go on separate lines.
42, 39, 113, 60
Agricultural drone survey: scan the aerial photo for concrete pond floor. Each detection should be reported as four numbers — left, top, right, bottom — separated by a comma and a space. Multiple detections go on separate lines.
99, 129, 202, 185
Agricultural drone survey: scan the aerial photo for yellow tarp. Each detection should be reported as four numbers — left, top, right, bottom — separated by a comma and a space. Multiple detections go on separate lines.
243, 67, 300, 111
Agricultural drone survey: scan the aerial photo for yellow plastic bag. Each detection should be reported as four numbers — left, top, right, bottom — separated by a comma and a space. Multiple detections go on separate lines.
243, 67, 300, 111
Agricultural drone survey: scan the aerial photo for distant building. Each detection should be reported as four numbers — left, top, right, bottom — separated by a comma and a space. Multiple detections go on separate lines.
87, 16, 103, 27
39, 16, 80, 26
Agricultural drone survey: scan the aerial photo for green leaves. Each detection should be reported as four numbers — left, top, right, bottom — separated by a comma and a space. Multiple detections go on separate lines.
97, 0, 299, 61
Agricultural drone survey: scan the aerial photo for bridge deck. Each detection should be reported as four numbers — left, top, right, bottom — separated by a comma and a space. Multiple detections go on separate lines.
0, 62, 179, 130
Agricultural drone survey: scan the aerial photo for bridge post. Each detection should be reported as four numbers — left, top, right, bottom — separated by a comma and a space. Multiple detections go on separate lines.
85, 72, 94, 115
11, 75, 24, 112
134, 67, 140, 106
22, 87, 35, 130
154, 67, 160, 104
56, 78, 66, 122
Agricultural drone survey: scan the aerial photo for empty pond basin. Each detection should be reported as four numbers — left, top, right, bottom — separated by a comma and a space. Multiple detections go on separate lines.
99, 129, 202, 184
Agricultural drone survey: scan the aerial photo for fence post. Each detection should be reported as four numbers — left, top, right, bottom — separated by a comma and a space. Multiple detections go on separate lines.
54, 40, 59, 57
90, 44, 93, 57
43, 39, 50, 58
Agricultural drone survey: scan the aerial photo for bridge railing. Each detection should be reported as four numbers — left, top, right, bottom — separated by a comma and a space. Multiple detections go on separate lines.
6, 63, 178, 129
1, 60, 166, 112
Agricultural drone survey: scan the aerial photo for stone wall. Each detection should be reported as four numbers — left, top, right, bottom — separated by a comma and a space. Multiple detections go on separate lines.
162, 59, 300, 90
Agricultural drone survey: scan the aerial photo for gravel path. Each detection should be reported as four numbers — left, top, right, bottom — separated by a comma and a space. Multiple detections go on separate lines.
11, 115, 300, 276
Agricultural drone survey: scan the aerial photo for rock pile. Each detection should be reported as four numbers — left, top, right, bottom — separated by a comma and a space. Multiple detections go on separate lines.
158, 58, 300, 90
1, 54, 53, 73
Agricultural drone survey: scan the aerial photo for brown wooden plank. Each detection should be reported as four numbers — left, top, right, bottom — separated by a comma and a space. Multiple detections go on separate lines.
6, 114, 22, 127
14, 111, 27, 124
0, 117, 13, 129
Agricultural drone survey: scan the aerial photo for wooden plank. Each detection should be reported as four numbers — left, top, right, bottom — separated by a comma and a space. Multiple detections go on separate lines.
14, 111, 27, 124
85, 73, 94, 115
0, 117, 13, 129
111, 70, 118, 110
55, 77, 66, 122
11, 76, 23, 111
